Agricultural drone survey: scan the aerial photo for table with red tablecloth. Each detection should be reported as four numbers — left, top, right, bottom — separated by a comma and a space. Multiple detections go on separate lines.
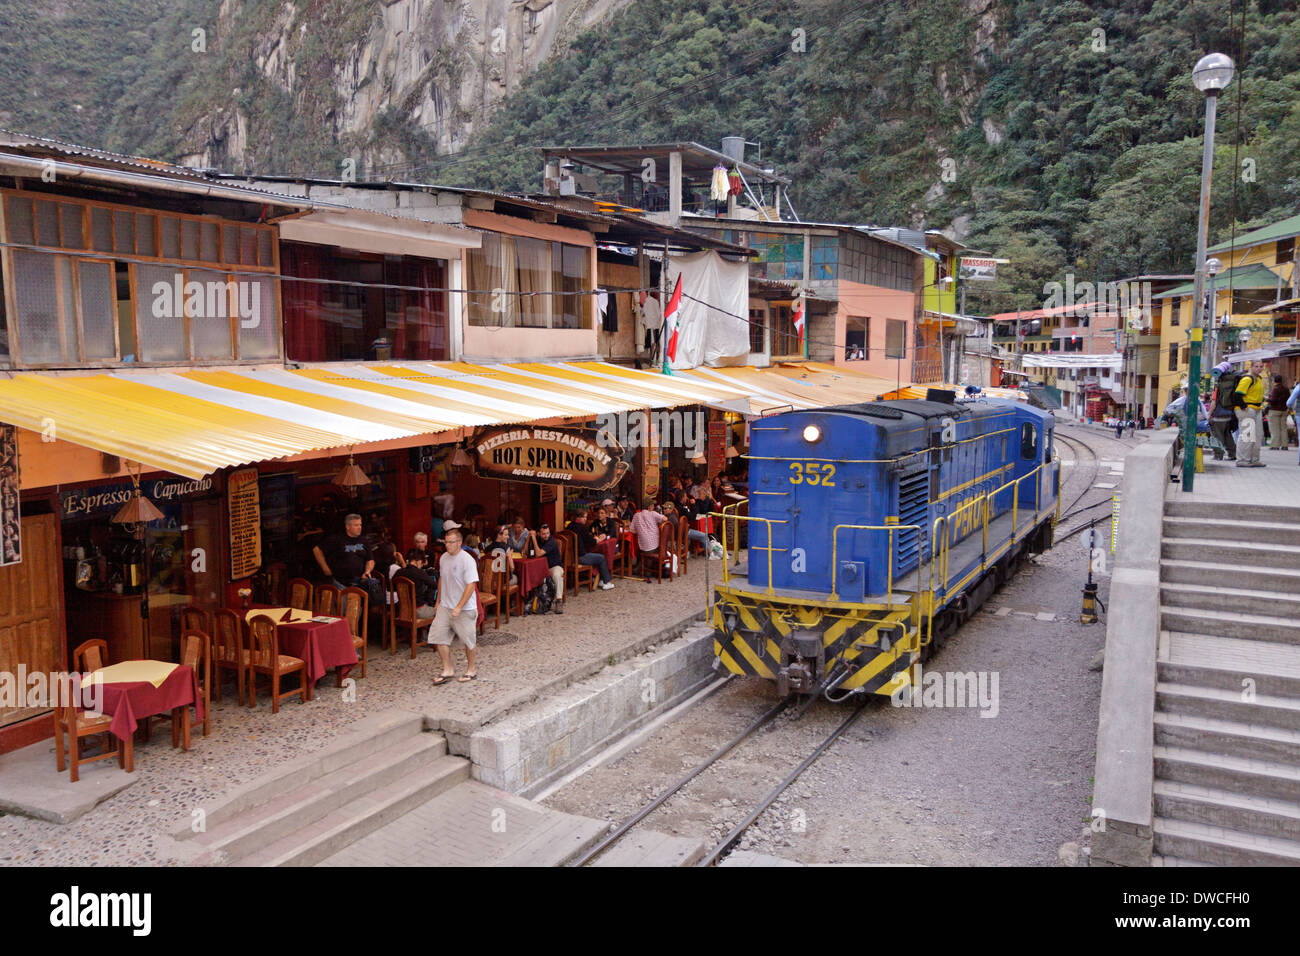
693, 515, 713, 535
90, 661, 202, 745
276, 618, 358, 694
596, 536, 619, 571
517, 555, 551, 595
617, 530, 639, 577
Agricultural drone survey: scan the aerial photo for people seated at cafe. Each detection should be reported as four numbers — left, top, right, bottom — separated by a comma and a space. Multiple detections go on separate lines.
565, 511, 615, 590
486, 525, 517, 585
392, 549, 438, 618
506, 516, 532, 554
532, 523, 566, 614
312, 512, 383, 605
616, 495, 636, 522
678, 495, 712, 552
630, 497, 671, 582
592, 505, 620, 539
462, 531, 482, 559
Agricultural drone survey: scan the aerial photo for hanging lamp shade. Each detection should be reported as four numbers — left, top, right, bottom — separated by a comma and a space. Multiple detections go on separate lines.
690, 453, 707, 464
725, 445, 740, 458
111, 490, 164, 525
451, 446, 473, 468
332, 451, 371, 489
111, 465, 164, 525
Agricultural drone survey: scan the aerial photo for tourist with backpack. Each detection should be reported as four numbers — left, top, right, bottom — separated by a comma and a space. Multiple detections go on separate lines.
1233, 361, 1267, 467
1209, 364, 1238, 461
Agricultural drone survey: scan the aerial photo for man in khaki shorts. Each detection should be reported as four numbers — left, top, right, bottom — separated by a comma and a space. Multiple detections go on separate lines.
430, 526, 479, 684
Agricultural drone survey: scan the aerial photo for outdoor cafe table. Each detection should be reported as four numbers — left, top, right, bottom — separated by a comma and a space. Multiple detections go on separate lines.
617, 530, 639, 577
516, 555, 550, 595
694, 515, 713, 535
90, 660, 202, 750
596, 536, 619, 572
246, 608, 358, 698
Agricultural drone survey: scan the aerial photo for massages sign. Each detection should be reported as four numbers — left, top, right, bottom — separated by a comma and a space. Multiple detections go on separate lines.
470, 426, 628, 491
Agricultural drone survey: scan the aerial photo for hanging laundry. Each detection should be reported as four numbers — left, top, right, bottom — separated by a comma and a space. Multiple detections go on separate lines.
710, 164, 730, 202
603, 292, 619, 332
728, 166, 743, 196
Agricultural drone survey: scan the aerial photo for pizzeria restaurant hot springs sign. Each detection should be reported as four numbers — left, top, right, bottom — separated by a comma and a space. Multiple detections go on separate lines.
471, 426, 626, 490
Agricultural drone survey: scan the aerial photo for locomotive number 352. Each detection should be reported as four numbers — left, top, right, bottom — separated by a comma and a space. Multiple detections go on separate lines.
788, 462, 837, 486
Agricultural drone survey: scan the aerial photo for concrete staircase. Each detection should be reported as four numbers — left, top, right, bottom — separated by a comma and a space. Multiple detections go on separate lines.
178, 712, 470, 866
1154, 500, 1300, 865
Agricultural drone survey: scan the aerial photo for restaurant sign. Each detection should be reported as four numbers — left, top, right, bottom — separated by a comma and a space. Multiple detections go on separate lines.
61, 476, 214, 520
470, 426, 628, 490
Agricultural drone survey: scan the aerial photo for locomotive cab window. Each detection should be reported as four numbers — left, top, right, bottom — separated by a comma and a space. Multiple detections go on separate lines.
1020, 422, 1038, 460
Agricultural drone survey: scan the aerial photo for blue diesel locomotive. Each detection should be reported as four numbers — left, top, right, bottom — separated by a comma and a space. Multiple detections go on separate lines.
710, 392, 1059, 700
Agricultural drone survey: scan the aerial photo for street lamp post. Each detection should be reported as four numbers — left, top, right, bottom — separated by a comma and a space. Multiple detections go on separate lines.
1183, 52, 1234, 492
1205, 256, 1222, 366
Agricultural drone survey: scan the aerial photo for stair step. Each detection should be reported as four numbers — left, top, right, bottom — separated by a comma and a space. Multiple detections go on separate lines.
192, 733, 446, 862
1162, 515, 1300, 547
178, 711, 427, 838
1154, 711, 1300, 766
1156, 681, 1300, 731
1159, 559, 1300, 593
1159, 605, 1300, 646
1159, 632, 1300, 698
1161, 536, 1300, 571
1160, 581, 1300, 621
238, 754, 471, 867
1154, 780, 1300, 840
1164, 499, 1300, 524
1153, 743, 1300, 802
589, 829, 708, 867
1153, 816, 1300, 866
315, 780, 607, 867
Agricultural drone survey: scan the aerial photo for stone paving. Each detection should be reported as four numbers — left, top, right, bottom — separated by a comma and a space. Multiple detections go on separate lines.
0, 568, 710, 866
1175, 446, 1300, 505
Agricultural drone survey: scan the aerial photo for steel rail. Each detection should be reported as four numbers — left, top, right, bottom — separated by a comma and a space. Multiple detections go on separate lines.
696, 700, 870, 867
569, 697, 790, 866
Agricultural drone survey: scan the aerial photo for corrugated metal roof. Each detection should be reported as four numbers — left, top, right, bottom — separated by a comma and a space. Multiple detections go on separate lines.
1207, 212, 1300, 255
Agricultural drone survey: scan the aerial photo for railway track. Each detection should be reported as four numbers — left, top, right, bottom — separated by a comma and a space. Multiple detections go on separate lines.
1053, 424, 1131, 542
570, 697, 869, 867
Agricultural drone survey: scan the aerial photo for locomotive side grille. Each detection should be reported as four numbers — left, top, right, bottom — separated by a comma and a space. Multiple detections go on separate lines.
894, 471, 929, 571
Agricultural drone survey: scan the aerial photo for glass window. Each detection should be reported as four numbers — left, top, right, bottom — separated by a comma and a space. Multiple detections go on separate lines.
221, 224, 239, 264
514, 237, 547, 327
885, 318, 907, 358
160, 216, 181, 259
134, 263, 187, 362
12, 250, 77, 364
186, 269, 236, 361
77, 259, 117, 360
199, 221, 219, 262
237, 276, 278, 360
844, 316, 868, 360
1020, 422, 1038, 460
466, 233, 513, 327
5, 195, 33, 244
60, 204, 84, 249
112, 209, 135, 254
35, 199, 59, 246
771, 303, 799, 356
135, 213, 156, 256
1169, 343, 1179, 370
91, 206, 112, 252
559, 243, 590, 329
748, 306, 766, 354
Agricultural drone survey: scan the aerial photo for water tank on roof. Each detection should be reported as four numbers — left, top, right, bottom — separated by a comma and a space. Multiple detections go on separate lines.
721, 137, 745, 163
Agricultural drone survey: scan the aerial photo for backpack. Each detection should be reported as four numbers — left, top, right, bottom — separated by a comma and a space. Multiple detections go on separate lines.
527, 575, 556, 614
1216, 370, 1244, 411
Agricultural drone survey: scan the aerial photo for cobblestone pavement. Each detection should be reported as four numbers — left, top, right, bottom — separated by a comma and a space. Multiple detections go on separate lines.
0, 570, 708, 866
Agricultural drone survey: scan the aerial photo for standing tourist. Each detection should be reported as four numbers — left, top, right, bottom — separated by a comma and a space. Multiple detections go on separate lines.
312, 513, 382, 604
1234, 361, 1267, 468
429, 527, 478, 684
1267, 375, 1291, 451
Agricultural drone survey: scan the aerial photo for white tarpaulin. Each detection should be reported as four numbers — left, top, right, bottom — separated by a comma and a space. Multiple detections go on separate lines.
664, 250, 750, 369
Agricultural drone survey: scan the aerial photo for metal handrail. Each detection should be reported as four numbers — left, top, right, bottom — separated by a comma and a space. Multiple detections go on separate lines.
710, 510, 784, 594
716, 498, 749, 569
830, 522, 935, 652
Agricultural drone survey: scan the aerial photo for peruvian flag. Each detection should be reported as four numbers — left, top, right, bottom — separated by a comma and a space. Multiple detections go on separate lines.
792, 297, 806, 347
661, 273, 683, 373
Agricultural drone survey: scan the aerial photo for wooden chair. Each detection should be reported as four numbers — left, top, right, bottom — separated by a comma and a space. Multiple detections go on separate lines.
340, 586, 368, 680
246, 614, 307, 713
72, 638, 107, 675
476, 555, 503, 632
53, 675, 132, 781
177, 629, 211, 744
676, 516, 691, 575
639, 522, 677, 583
288, 577, 313, 612
315, 583, 341, 617
491, 550, 523, 618
212, 608, 248, 705
181, 605, 211, 636
393, 577, 433, 659
560, 530, 597, 595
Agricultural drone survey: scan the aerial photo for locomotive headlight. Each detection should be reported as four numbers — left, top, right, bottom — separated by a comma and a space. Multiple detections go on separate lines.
802, 424, 822, 444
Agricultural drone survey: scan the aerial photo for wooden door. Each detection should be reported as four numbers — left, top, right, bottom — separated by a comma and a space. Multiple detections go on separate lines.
0, 513, 61, 728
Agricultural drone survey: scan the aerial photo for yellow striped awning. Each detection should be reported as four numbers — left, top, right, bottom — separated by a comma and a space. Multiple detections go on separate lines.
0, 360, 917, 480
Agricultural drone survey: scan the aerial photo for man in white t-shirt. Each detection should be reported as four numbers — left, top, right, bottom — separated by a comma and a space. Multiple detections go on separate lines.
430, 527, 479, 684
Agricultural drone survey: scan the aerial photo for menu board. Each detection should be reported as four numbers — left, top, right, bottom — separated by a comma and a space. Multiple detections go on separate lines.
0, 425, 19, 566
228, 467, 262, 580
707, 420, 727, 479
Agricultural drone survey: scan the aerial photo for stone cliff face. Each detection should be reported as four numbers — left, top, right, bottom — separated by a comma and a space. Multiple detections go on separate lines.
176, 0, 629, 175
